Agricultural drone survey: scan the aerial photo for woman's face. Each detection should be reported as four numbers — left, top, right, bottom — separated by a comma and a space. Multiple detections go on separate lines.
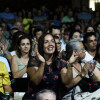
87, 27, 94, 32
43, 34, 55, 55
19, 38, 31, 54
72, 32, 81, 40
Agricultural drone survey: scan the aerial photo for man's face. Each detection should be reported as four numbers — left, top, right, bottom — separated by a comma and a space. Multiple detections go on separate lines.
40, 92, 56, 100
85, 35, 97, 51
52, 29, 61, 39
63, 32, 69, 43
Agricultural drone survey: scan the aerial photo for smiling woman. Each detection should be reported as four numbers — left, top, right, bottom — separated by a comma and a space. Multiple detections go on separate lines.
23, 33, 68, 100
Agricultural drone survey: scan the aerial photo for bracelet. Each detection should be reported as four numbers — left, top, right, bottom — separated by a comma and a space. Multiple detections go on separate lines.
77, 74, 84, 79
68, 64, 72, 67
89, 72, 94, 78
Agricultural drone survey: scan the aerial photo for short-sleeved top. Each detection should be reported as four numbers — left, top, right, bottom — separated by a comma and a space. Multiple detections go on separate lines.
23, 56, 67, 100
0, 62, 11, 93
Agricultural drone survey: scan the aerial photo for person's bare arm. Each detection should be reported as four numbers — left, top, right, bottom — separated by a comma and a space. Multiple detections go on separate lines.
4, 85, 14, 100
28, 62, 45, 85
3, 85, 12, 93
11, 55, 27, 78
28, 52, 45, 85
61, 51, 89, 89
61, 65, 83, 90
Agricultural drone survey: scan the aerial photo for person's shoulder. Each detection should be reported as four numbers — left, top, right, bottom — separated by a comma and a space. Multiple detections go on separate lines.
0, 56, 7, 62
0, 61, 6, 69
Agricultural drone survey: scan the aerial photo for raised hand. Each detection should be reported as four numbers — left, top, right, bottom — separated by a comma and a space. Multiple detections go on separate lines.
0, 40, 9, 54
36, 51, 45, 63
88, 61, 96, 74
68, 51, 78, 64
81, 62, 89, 77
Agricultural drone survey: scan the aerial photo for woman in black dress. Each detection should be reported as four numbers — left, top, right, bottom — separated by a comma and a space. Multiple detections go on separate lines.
23, 33, 68, 100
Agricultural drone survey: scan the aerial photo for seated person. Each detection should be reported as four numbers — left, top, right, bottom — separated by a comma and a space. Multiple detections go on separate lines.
0, 61, 12, 99
36, 89, 56, 100
61, 39, 100, 100
11, 35, 32, 100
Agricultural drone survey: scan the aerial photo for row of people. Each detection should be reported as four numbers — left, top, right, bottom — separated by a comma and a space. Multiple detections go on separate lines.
0, 31, 100, 99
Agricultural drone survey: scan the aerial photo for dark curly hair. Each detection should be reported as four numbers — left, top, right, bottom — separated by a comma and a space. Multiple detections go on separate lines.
38, 33, 58, 71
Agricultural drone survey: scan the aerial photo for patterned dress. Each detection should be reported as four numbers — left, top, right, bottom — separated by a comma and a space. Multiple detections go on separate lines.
23, 56, 67, 100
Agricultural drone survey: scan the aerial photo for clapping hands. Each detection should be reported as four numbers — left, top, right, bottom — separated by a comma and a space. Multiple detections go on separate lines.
36, 51, 45, 63
68, 51, 78, 64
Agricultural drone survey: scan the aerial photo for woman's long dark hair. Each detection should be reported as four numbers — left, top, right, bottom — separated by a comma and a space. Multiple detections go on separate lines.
38, 33, 58, 71
9, 31, 26, 51
16, 35, 32, 58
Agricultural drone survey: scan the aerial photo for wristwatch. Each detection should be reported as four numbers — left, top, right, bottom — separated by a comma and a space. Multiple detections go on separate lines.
89, 72, 94, 78
77, 74, 84, 79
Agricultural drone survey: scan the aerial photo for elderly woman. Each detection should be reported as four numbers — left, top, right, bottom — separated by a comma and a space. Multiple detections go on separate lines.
61, 39, 100, 100
23, 33, 68, 100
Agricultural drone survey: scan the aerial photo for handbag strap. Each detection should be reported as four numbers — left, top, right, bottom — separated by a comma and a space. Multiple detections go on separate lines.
71, 87, 76, 100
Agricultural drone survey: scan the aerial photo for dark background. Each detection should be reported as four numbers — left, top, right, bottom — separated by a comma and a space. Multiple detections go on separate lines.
0, 0, 72, 11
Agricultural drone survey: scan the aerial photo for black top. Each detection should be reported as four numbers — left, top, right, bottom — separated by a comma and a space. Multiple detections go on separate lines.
23, 56, 67, 100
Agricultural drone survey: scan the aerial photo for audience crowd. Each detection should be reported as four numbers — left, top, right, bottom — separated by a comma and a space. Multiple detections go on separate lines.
0, 5, 100, 100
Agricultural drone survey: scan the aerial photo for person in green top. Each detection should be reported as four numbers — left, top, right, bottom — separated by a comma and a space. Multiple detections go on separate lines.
61, 10, 74, 23
22, 11, 33, 33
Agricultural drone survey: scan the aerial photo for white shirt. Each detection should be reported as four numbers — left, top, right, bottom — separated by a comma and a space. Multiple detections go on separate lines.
10, 51, 16, 56
82, 51, 94, 63
60, 38, 67, 52
82, 51, 100, 69
0, 56, 11, 72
